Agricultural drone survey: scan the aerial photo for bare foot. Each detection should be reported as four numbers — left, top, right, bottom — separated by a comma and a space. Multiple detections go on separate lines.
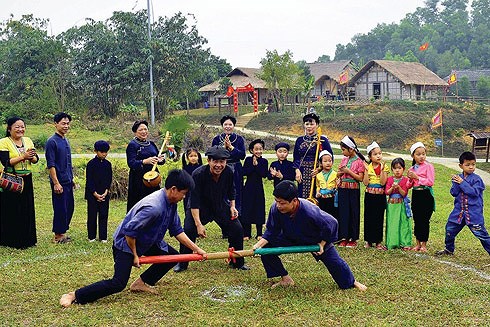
354, 281, 367, 291
60, 292, 76, 307
271, 275, 295, 288
130, 277, 157, 294
411, 245, 421, 252
243, 237, 250, 241
419, 247, 427, 253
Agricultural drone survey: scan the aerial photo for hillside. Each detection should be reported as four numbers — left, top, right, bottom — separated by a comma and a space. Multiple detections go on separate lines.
229, 100, 489, 157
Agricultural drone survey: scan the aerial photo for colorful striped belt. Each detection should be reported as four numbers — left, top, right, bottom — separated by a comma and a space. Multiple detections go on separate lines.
366, 184, 385, 194
339, 181, 359, 189
388, 197, 404, 204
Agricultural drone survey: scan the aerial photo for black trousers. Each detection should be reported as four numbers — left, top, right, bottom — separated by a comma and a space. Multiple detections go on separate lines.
318, 197, 338, 220
411, 189, 434, 242
363, 193, 386, 244
75, 244, 178, 304
179, 207, 245, 268
337, 188, 360, 241
87, 198, 109, 240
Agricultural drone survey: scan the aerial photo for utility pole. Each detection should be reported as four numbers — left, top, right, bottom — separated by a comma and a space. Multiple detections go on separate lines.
147, 0, 155, 125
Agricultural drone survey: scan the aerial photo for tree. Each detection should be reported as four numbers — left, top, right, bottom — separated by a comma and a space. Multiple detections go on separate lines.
259, 50, 303, 112
316, 54, 331, 63
458, 76, 471, 98
476, 76, 490, 98
0, 15, 66, 121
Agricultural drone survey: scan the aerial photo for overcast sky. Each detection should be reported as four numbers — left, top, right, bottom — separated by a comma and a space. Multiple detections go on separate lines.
1, 0, 426, 67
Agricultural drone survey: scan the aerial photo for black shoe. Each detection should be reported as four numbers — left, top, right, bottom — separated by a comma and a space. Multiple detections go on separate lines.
234, 264, 250, 271
435, 249, 453, 256
173, 263, 188, 272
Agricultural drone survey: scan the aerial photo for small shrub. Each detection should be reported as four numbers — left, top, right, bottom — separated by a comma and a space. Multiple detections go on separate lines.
31, 134, 49, 150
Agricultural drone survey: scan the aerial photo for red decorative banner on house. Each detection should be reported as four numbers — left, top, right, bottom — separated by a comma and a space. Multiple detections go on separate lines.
338, 71, 348, 85
253, 90, 258, 112
431, 109, 443, 129
233, 92, 238, 113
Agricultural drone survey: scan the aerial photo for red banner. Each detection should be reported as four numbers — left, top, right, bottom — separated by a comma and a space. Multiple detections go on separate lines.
253, 91, 258, 112
233, 92, 238, 113
338, 71, 348, 85
431, 109, 443, 129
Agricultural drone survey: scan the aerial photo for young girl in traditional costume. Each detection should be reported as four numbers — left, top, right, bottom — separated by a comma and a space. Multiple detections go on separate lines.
241, 139, 268, 240
362, 142, 390, 250
181, 148, 202, 210
336, 136, 366, 248
407, 142, 435, 253
385, 158, 413, 250
315, 150, 338, 219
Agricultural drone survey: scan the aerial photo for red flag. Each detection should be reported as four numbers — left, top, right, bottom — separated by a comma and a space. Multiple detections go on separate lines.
431, 109, 443, 129
226, 86, 234, 97
338, 71, 348, 85
419, 42, 429, 51
448, 73, 457, 85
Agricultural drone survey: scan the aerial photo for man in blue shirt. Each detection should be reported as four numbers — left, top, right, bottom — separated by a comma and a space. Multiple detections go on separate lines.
253, 181, 366, 291
60, 169, 205, 307
45, 112, 74, 244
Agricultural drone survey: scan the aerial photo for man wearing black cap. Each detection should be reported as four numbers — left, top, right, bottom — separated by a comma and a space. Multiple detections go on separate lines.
174, 145, 249, 271
253, 181, 366, 290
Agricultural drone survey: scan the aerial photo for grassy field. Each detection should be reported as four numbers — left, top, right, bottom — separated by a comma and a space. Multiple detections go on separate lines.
1, 159, 490, 326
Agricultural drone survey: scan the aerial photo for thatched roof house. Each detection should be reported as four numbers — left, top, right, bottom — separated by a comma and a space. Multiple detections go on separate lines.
198, 67, 268, 106
307, 60, 357, 98
443, 69, 490, 96
349, 60, 448, 100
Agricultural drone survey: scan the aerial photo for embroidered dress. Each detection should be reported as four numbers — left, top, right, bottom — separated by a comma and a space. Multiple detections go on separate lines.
293, 134, 333, 198
337, 155, 364, 241
126, 137, 160, 212
0, 136, 37, 248
385, 176, 413, 249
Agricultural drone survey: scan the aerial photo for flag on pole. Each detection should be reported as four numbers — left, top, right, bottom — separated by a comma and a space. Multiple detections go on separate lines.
226, 86, 234, 97
338, 71, 348, 85
431, 109, 443, 129
448, 73, 457, 85
419, 42, 429, 51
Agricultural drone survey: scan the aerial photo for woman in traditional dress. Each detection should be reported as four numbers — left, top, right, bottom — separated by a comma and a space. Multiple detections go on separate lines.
126, 120, 164, 212
0, 117, 39, 249
211, 115, 246, 215
293, 113, 334, 199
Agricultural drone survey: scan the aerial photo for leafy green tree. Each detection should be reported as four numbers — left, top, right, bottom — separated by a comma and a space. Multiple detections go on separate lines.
316, 55, 331, 63
476, 76, 490, 98
0, 15, 66, 120
458, 76, 471, 98
259, 50, 303, 111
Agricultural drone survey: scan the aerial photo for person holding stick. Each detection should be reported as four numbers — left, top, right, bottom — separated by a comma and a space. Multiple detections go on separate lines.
174, 145, 249, 272
253, 181, 366, 291
60, 169, 205, 307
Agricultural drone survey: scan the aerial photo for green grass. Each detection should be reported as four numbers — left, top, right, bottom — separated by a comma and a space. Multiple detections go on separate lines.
1, 160, 490, 326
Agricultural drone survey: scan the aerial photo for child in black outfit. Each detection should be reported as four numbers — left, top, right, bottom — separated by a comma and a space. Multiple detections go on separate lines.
268, 142, 295, 187
85, 140, 112, 242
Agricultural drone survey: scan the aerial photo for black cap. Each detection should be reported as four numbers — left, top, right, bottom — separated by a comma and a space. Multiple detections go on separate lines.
94, 140, 110, 152
273, 180, 298, 202
205, 145, 230, 160
274, 142, 290, 151
303, 113, 320, 124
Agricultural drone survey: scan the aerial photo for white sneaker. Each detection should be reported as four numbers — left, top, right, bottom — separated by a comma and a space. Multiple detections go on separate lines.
100, 240, 108, 243
88, 239, 96, 242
